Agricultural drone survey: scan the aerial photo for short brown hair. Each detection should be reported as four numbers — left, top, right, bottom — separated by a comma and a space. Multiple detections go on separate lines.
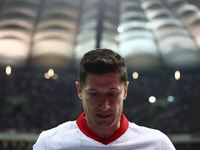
78, 48, 128, 87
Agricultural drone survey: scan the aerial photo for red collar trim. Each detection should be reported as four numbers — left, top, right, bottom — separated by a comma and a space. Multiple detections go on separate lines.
76, 112, 129, 145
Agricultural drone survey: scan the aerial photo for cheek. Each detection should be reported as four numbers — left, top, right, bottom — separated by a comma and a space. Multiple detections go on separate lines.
115, 98, 124, 111
82, 96, 96, 112
109, 98, 123, 111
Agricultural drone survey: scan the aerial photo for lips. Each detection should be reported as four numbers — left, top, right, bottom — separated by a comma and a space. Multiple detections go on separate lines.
96, 113, 111, 119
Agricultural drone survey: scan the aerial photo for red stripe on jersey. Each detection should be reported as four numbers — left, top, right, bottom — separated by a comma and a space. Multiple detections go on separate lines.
76, 112, 129, 145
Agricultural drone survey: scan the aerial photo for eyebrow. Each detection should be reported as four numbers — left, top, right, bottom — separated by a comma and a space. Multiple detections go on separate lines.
109, 88, 120, 91
86, 89, 98, 92
87, 88, 120, 91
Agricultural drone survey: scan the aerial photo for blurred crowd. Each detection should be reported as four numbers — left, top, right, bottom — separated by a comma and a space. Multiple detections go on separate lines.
124, 72, 200, 134
0, 70, 200, 135
0, 140, 33, 150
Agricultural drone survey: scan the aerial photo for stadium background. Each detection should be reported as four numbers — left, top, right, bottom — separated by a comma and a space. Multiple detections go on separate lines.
0, 0, 200, 149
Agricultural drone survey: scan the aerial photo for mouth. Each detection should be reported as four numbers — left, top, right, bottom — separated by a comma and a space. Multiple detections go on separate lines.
96, 113, 111, 119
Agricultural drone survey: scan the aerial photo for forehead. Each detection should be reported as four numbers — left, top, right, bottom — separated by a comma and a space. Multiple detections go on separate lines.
84, 72, 122, 89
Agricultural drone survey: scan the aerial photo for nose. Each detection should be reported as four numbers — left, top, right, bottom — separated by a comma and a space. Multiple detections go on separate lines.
101, 99, 110, 111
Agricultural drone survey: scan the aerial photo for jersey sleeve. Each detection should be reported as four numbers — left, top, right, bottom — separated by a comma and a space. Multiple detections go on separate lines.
33, 132, 49, 150
159, 133, 176, 150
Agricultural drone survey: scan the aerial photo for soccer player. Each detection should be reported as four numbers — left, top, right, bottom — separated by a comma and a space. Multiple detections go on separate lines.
33, 49, 176, 149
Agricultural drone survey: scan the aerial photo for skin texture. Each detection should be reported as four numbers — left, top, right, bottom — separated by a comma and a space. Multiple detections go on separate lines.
76, 72, 129, 140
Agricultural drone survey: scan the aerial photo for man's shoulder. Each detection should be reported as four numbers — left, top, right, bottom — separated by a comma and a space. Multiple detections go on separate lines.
124, 122, 175, 149
42, 120, 77, 138
33, 120, 80, 149
127, 122, 170, 140
128, 122, 160, 133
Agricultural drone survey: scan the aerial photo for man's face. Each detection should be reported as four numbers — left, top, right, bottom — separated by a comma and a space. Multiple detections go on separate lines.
76, 72, 129, 131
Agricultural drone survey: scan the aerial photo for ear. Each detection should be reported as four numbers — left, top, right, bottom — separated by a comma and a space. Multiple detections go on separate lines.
75, 81, 83, 100
123, 81, 129, 100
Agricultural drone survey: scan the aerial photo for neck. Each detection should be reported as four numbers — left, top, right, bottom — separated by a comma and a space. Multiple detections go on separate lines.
84, 117, 122, 140
94, 129, 117, 140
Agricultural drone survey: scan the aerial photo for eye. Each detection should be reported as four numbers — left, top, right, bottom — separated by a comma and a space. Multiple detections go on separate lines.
88, 92, 100, 98
107, 91, 119, 98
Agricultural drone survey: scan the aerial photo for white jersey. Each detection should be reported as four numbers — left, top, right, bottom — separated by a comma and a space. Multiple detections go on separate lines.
33, 113, 176, 150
